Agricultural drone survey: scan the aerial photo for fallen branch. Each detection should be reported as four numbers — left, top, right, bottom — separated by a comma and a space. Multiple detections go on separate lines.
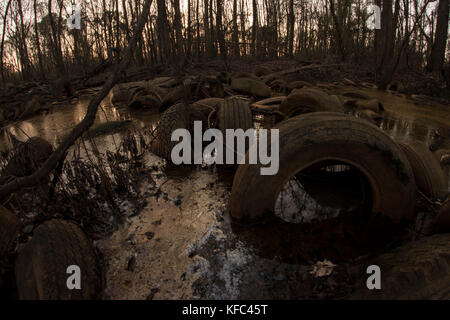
0, 0, 154, 198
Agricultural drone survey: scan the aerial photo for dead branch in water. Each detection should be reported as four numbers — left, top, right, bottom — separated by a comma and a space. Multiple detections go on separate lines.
0, 0, 154, 198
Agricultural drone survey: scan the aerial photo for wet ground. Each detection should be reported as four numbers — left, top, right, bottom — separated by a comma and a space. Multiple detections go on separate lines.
2, 82, 450, 299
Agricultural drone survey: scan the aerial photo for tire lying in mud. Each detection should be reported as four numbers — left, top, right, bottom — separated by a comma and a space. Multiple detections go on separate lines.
15, 219, 102, 300
0, 205, 20, 288
159, 77, 225, 112
217, 98, 254, 164
0, 137, 53, 182
397, 139, 448, 200
349, 233, 450, 299
251, 96, 287, 111
150, 103, 207, 161
230, 112, 416, 223
127, 85, 162, 110
192, 98, 225, 118
279, 88, 344, 117
230, 77, 271, 98
218, 98, 253, 133
286, 81, 312, 92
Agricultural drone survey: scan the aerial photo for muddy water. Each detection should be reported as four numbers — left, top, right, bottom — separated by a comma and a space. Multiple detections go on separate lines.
0, 94, 159, 155
3, 85, 449, 154
334, 85, 450, 145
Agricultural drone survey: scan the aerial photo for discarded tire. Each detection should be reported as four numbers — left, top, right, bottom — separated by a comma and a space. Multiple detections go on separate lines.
217, 98, 254, 163
151, 103, 207, 161
286, 81, 312, 92
160, 77, 224, 112
0, 205, 20, 288
15, 219, 102, 300
192, 98, 225, 118
218, 98, 253, 134
0, 137, 53, 181
230, 78, 271, 98
230, 112, 416, 223
279, 88, 344, 117
350, 234, 450, 299
251, 96, 287, 111
397, 139, 448, 200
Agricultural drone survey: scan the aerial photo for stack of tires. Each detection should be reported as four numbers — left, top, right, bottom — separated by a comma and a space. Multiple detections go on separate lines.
151, 97, 253, 163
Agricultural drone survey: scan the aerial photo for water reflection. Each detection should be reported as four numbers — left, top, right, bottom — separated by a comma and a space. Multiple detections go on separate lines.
1, 97, 160, 154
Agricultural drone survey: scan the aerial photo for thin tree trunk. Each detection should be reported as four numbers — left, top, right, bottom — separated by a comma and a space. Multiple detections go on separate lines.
428, 0, 449, 72
288, 0, 294, 57
0, 0, 12, 85
329, 0, 346, 60
216, 0, 226, 59
173, 0, 185, 61
34, 0, 45, 79
232, 0, 239, 57
156, 0, 171, 63
251, 0, 258, 56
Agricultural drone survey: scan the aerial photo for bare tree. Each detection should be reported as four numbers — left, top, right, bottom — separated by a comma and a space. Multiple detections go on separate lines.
427, 0, 449, 73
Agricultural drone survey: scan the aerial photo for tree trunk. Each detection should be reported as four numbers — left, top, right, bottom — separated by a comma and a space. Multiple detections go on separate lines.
216, 0, 226, 59
377, 0, 401, 89
0, 0, 12, 86
428, 0, 449, 73
232, 0, 239, 57
48, 0, 66, 76
287, 0, 294, 57
329, 0, 346, 60
34, 0, 46, 79
173, 0, 185, 64
251, 0, 258, 56
203, 0, 212, 57
156, 0, 171, 63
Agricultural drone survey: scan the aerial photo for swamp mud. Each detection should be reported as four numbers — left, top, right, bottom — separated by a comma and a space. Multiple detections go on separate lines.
1, 62, 450, 300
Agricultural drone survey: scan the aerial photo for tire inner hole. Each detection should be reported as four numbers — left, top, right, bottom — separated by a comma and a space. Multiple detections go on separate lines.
274, 161, 373, 224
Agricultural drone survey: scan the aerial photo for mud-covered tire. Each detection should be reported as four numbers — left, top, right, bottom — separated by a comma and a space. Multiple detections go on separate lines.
217, 98, 253, 163
217, 98, 253, 133
349, 234, 450, 299
279, 88, 344, 117
192, 98, 225, 118
230, 112, 416, 223
15, 219, 102, 300
0, 205, 20, 287
1, 137, 53, 179
397, 140, 448, 200
151, 103, 207, 161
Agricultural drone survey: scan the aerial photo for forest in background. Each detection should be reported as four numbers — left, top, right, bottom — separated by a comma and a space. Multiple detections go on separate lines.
0, 0, 448, 90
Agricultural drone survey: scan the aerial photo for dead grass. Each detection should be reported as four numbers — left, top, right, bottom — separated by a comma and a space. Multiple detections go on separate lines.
1, 128, 155, 239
